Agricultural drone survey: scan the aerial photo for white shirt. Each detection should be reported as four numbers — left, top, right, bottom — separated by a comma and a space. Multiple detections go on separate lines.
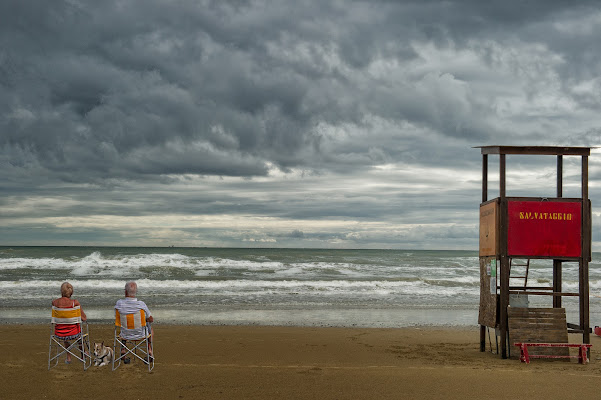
115, 297, 152, 340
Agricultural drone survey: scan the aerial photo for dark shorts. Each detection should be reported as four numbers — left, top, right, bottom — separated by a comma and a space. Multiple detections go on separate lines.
54, 334, 81, 341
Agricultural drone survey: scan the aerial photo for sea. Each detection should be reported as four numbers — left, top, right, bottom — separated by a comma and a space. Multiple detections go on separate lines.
1, 246, 601, 328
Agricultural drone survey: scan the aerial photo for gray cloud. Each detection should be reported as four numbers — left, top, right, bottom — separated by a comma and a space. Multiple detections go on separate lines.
2, 0, 601, 248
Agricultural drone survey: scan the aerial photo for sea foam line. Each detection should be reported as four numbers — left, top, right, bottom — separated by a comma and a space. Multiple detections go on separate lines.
0, 278, 441, 289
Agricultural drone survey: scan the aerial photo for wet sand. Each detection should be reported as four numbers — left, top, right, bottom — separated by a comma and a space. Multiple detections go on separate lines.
2, 324, 601, 399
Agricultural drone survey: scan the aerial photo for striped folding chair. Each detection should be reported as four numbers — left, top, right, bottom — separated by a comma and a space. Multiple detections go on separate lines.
48, 306, 91, 370
112, 309, 154, 371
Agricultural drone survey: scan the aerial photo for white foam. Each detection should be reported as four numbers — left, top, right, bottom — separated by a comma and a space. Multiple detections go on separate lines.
0, 278, 479, 298
1, 252, 462, 278
7, 250, 574, 308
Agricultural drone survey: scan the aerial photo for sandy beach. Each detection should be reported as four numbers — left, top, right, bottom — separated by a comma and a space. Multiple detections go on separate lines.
2, 324, 601, 399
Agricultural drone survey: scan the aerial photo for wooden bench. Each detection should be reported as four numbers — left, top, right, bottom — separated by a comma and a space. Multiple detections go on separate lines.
514, 343, 592, 364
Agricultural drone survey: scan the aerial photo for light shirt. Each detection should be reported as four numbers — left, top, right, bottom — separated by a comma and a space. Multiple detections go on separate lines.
115, 297, 152, 340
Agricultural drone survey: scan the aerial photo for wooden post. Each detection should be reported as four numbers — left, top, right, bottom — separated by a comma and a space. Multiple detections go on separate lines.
581, 155, 590, 344
557, 155, 563, 198
480, 154, 488, 352
554, 155, 563, 309
499, 155, 508, 358
499, 206, 509, 359
483, 154, 488, 203
553, 260, 562, 308
500, 154, 506, 198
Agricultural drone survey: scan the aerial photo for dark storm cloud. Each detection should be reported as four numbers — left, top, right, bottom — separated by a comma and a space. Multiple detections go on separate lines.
2, 0, 582, 182
2, 0, 601, 248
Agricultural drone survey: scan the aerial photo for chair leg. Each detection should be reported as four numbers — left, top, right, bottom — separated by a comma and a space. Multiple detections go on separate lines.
112, 338, 121, 370
112, 334, 154, 372
48, 336, 52, 370
49, 336, 90, 370
48, 337, 67, 369
82, 337, 91, 370
48, 336, 56, 370
147, 341, 154, 371
80, 342, 85, 370
113, 337, 132, 370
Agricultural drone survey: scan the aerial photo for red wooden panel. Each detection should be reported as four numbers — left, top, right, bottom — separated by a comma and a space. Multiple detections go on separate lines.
507, 201, 582, 257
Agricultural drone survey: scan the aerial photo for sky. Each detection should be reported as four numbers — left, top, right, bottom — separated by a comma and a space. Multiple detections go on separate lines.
2, 0, 601, 249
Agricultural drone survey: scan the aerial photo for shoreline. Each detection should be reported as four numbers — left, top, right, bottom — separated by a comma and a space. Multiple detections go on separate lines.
0, 320, 479, 331
3, 324, 601, 399
0, 305, 481, 328
4, 305, 598, 329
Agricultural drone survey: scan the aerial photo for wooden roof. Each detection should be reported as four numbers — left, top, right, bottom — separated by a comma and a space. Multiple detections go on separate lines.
475, 146, 591, 156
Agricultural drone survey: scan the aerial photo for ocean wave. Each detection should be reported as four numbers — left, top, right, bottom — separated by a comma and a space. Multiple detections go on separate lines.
0, 251, 482, 283
0, 278, 480, 301
4, 249, 597, 316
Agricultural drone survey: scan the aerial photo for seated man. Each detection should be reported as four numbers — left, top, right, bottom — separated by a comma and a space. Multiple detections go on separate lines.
114, 281, 154, 363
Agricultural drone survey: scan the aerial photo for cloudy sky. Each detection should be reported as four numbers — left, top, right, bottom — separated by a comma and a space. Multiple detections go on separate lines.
2, 0, 601, 249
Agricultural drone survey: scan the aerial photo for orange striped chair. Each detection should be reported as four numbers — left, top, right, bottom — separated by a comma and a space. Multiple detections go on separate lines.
112, 309, 154, 371
48, 306, 91, 370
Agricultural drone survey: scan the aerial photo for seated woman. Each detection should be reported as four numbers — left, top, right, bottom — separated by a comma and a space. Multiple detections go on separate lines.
52, 282, 87, 363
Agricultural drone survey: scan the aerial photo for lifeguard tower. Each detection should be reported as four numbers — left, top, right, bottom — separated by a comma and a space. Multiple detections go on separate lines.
477, 146, 592, 360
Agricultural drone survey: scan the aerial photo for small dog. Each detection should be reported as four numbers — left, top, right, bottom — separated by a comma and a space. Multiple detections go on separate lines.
93, 342, 114, 367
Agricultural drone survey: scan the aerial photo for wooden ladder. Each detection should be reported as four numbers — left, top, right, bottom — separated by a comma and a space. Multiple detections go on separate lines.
509, 258, 530, 289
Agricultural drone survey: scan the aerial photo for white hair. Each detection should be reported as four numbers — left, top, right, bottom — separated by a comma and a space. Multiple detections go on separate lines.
125, 281, 137, 296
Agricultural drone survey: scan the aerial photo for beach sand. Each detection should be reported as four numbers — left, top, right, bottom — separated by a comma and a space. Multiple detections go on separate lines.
2, 324, 601, 399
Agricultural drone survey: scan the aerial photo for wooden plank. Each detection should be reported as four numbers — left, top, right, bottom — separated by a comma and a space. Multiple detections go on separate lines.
476, 146, 591, 156
504, 197, 581, 203
509, 331, 567, 342
508, 307, 569, 359
509, 320, 567, 325
508, 291, 579, 296
508, 307, 566, 316
478, 257, 497, 327
479, 202, 498, 256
